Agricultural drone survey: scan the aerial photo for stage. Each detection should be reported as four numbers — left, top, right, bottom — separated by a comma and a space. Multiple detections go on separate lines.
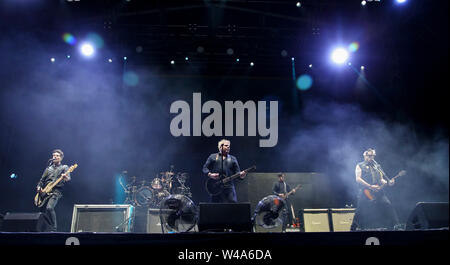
0, 229, 447, 246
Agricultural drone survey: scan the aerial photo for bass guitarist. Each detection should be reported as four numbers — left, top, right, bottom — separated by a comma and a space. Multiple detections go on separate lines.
202, 139, 247, 203
351, 148, 402, 231
36, 149, 71, 232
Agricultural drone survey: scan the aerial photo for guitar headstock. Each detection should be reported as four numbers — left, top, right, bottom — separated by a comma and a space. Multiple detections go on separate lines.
67, 164, 78, 173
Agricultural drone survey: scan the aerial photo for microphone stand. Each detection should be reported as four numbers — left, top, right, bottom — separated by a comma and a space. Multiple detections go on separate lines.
115, 212, 134, 232
220, 144, 225, 181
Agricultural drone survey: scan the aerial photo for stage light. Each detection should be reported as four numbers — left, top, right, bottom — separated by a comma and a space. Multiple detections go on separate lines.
291, 57, 295, 61
361, 1, 366, 6
361, 65, 365, 70
80, 43, 94, 57
250, 62, 254, 66
67, 55, 71, 59
123, 56, 127, 60
236, 58, 240, 62
108, 58, 113, 63
348, 62, 352, 66
185, 57, 189, 61
170, 60, 175, 65
296, 2, 301, 7
396, 0, 407, 3
10, 173, 17, 179
331, 47, 349, 64
50, 58, 55, 62
308, 64, 313, 68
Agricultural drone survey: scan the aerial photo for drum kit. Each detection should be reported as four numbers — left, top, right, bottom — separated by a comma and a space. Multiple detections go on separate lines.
121, 167, 192, 208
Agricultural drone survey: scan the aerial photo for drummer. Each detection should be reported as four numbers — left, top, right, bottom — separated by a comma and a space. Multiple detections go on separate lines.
160, 171, 174, 193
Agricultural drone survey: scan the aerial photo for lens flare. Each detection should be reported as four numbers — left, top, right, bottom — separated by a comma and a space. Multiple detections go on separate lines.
86, 33, 104, 49
348, 42, 360, 53
123, 71, 139, 86
62, 33, 76, 45
296, 74, 313, 90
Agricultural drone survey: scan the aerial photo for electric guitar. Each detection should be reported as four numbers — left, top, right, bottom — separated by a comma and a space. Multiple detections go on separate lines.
205, 166, 256, 196
34, 164, 78, 207
279, 184, 301, 199
363, 170, 406, 201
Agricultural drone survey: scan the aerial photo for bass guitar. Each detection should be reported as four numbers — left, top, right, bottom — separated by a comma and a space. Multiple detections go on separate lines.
205, 166, 256, 196
363, 170, 406, 201
34, 164, 78, 207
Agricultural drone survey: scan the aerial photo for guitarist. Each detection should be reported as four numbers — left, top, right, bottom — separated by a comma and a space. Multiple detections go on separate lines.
272, 173, 298, 228
36, 149, 71, 232
351, 148, 401, 231
202, 139, 247, 203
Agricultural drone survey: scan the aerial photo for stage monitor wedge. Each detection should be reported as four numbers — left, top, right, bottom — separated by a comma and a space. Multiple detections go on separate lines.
198, 203, 252, 232
406, 202, 449, 230
1, 212, 51, 232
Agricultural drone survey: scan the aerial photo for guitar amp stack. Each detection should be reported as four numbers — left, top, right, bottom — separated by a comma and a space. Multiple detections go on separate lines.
300, 208, 355, 232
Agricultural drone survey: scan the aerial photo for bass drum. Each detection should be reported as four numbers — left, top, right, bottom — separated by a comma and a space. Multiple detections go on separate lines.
134, 186, 154, 207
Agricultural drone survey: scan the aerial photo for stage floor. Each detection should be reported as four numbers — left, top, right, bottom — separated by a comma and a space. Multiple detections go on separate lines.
0, 229, 447, 246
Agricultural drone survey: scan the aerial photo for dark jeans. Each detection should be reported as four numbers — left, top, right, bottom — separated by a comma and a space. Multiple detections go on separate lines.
40, 193, 61, 232
351, 190, 400, 230
211, 186, 237, 203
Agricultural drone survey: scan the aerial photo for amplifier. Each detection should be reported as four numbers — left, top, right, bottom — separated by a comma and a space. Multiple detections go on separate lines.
147, 208, 163, 233
301, 209, 331, 232
330, 208, 355, 232
71, 204, 133, 232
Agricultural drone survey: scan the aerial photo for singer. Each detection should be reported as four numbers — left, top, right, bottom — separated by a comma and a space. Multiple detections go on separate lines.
202, 139, 247, 203
350, 148, 402, 231
36, 149, 71, 232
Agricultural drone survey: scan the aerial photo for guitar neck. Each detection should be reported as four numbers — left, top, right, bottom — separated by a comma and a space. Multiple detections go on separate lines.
222, 166, 255, 183
46, 175, 65, 190
285, 185, 300, 196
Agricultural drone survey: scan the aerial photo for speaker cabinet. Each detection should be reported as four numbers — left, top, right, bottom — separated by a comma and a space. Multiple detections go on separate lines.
301, 209, 331, 232
147, 208, 163, 233
1, 212, 50, 232
330, 208, 355, 232
406, 202, 449, 230
198, 203, 252, 232
71, 204, 133, 232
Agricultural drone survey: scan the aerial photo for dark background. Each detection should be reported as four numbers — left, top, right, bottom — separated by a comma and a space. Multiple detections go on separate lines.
0, 0, 448, 232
